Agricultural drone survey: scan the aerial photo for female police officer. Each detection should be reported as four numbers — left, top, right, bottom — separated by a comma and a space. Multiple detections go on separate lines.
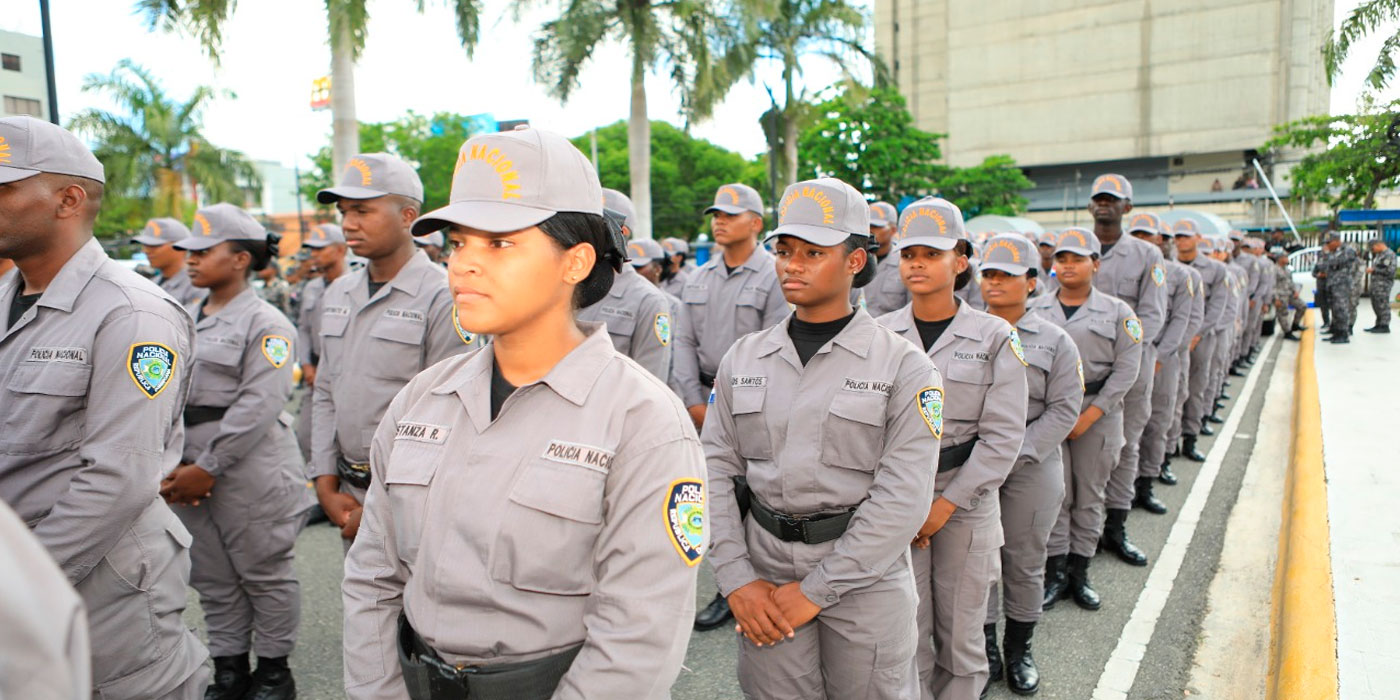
875, 197, 1028, 700
704, 178, 940, 699
978, 234, 1083, 696
341, 127, 705, 700
159, 203, 312, 700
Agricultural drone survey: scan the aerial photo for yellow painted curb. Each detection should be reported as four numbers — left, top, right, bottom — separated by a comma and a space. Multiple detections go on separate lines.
1267, 309, 1339, 699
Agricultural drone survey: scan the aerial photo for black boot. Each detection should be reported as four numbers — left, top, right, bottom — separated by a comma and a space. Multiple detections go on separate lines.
1041, 554, 1068, 611
1328, 334, 1351, 344
1100, 508, 1149, 566
1228, 365, 1245, 377
694, 591, 734, 631
1134, 477, 1168, 514
985, 623, 1004, 683
1168, 443, 1180, 458
1219, 390, 1231, 400
1158, 461, 1178, 485
204, 654, 252, 700
1283, 331, 1300, 340
1182, 435, 1207, 462
1213, 399, 1226, 410
1206, 410, 1225, 424
247, 656, 295, 700
1066, 553, 1101, 610
1003, 619, 1041, 695
1200, 421, 1215, 436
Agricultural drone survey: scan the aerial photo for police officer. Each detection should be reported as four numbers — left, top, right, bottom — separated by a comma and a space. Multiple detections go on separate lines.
705, 177, 937, 699
1365, 238, 1395, 333
311, 153, 480, 550
864, 200, 910, 315
255, 262, 294, 318
677, 182, 790, 630
1155, 225, 1205, 485
629, 237, 695, 400
660, 237, 693, 297
161, 203, 313, 700
577, 189, 672, 381
294, 223, 347, 459
1031, 227, 1143, 613
978, 234, 1082, 696
1216, 239, 1247, 402
875, 197, 1028, 700
0, 116, 209, 699
1174, 223, 1230, 462
132, 217, 209, 307
1272, 251, 1305, 339
342, 126, 704, 700
1316, 233, 1359, 343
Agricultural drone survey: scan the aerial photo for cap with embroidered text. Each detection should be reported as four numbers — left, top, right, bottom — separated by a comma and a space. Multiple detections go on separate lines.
303, 223, 345, 248
1172, 219, 1202, 237
174, 203, 268, 251
869, 201, 897, 228
1090, 173, 1133, 200
705, 183, 764, 217
891, 196, 966, 252
1126, 212, 1163, 235
765, 178, 870, 247
317, 152, 424, 204
661, 237, 689, 257
980, 233, 1038, 276
1054, 227, 1101, 257
0, 116, 104, 184
627, 238, 665, 266
131, 218, 192, 246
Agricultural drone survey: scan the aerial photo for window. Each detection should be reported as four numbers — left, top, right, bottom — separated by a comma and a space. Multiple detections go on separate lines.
3, 96, 42, 117
1, 54, 18, 72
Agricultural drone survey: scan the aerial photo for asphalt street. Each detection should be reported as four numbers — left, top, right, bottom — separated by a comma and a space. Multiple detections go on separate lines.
181, 339, 1284, 699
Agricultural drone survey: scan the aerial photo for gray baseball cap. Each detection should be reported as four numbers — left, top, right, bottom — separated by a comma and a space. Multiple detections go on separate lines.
869, 201, 898, 228
131, 218, 192, 246
627, 238, 665, 266
413, 230, 444, 248
603, 188, 636, 233
661, 237, 689, 256
174, 203, 268, 251
1126, 212, 1162, 235
0, 116, 104, 185
1172, 219, 1202, 237
765, 177, 870, 247
1090, 173, 1133, 200
980, 234, 1037, 275
1213, 237, 1234, 252
1227, 229, 1244, 241
303, 223, 345, 248
1037, 231, 1058, 247
412, 127, 602, 236
1054, 227, 1101, 257
891, 196, 966, 252
705, 183, 764, 216
316, 152, 424, 204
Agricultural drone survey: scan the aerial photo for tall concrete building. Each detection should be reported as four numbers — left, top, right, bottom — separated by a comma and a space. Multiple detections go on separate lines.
0, 30, 48, 119
874, 0, 1334, 226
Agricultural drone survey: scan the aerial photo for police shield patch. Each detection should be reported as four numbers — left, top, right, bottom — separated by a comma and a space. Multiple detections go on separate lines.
654, 312, 672, 347
665, 478, 706, 566
261, 335, 291, 368
1124, 317, 1144, 344
1008, 329, 1029, 367
917, 386, 944, 439
451, 305, 475, 345
128, 343, 176, 399
1152, 265, 1166, 287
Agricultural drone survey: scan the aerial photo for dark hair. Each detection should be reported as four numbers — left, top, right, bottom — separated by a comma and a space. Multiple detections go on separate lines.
230, 232, 281, 273
953, 239, 975, 291
842, 235, 878, 288
537, 212, 624, 308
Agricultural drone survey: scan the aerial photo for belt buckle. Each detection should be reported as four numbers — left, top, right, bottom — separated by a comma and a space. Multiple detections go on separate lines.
777, 514, 808, 542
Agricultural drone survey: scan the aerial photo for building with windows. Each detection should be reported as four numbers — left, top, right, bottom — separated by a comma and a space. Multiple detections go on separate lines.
0, 30, 48, 119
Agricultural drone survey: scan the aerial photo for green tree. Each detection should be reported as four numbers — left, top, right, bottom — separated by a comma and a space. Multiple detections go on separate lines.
933, 155, 1034, 217
68, 59, 259, 237
1324, 0, 1400, 91
798, 87, 947, 203
1264, 99, 1400, 215
571, 120, 765, 239
301, 111, 477, 214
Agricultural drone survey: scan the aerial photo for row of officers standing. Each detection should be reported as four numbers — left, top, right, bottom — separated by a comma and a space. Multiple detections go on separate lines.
0, 113, 1291, 700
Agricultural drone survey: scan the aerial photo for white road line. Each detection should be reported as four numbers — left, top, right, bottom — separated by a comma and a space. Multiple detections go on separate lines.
1090, 335, 1279, 700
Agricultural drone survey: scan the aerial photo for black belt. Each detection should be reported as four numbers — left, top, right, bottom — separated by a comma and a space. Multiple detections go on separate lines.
183, 405, 227, 426
1083, 378, 1107, 396
337, 457, 371, 490
699, 372, 716, 389
939, 436, 979, 473
397, 613, 580, 700
733, 476, 854, 545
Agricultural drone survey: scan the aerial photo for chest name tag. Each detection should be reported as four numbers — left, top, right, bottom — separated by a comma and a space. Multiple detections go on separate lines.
842, 378, 892, 395
952, 351, 990, 362
394, 422, 449, 445
384, 308, 426, 323
323, 306, 350, 316
27, 346, 88, 364
731, 375, 767, 388
543, 440, 615, 473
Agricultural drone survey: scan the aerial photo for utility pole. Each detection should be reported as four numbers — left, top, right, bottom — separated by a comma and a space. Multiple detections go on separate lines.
39, 0, 60, 124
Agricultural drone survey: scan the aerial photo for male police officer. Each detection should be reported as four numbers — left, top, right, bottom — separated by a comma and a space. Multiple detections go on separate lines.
0, 116, 210, 699
863, 200, 910, 315
1366, 238, 1395, 333
294, 223, 347, 459
132, 217, 208, 307
1316, 233, 1359, 344
311, 153, 480, 548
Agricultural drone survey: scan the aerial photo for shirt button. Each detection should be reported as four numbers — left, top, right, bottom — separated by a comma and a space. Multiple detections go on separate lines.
826, 595, 837, 603
970, 498, 980, 508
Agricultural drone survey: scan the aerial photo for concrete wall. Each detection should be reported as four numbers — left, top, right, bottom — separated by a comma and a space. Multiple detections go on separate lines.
0, 30, 49, 118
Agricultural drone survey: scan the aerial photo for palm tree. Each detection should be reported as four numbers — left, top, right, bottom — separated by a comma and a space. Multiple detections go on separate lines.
1325, 0, 1400, 91
135, 0, 484, 177
68, 60, 259, 218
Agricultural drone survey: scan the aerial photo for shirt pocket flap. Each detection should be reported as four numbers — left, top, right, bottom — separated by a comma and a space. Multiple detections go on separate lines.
320, 313, 349, 338
682, 285, 709, 304
828, 391, 887, 427
945, 361, 993, 386
601, 313, 638, 337
7, 362, 92, 396
196, 341, 243, 368
370, 317, 424, 345
736, 288, 764, 308
509, 460, 606, 524
730, 387, 765, 415
384, 442, 443, 486
1087, 322, 1117, 341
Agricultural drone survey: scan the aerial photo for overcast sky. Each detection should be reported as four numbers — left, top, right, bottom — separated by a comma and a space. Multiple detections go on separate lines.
2, 0, 1395, 170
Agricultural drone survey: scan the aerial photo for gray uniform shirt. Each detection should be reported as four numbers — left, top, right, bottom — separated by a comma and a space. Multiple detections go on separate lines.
1027, 288, 1142, 414
160, 268, 207, 308
311, 250, 479, 478
878, 301, 1028, 510
661, 266, 691, 298
1014, 313, 1084, 464
1187, 255, 1232, 334
342, 325, 704, 700
1225, 262, 1247, 326
703, 310, 940, 604
1095, 234, 1167, 344
0, 239, 194, 583
863, 253, 910, 316
296, 276, 326, 367
577, 266, 672, 381
1181, 264, 1207, 343
1156, 260, 1195, 356
675, 245, 790, 406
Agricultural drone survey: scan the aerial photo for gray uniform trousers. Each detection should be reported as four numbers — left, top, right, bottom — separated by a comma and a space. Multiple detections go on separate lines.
1107, 346, 1154, 509
914, 497, 1003, 700
1211, 323, 1235, 399
1372, 280, 1394, 329
294, 388, 313, 462
1182, 331, 1219, 436
737, 523, 920, 700
1047, 405, 1126, 558
1167, 347, 1192, 447
1139, 348, 1182, 478
986, 452, 1065, 625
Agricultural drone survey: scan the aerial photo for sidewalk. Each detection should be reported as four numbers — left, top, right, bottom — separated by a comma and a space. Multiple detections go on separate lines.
1315, 317, 1400, 699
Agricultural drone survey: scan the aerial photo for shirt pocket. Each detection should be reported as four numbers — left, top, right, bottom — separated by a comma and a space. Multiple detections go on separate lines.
383, 440, 445, 563
367, 316, 424, 381
735, 288, 766, 335
3, 362, 90, 454
820, 391, 888, 472
731, 387, 772, 461
492, 459, 605, 595
682, 285, 709, 306
600, 312, 638, 350
943, 361, 992, 422
1114, 276, 1140, 305
193, 340, 243, 402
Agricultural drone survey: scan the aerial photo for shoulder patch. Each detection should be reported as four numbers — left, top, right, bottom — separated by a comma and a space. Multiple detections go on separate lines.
665, 478, 706, 567
128, 342, 177, 399
1007, 329, 1029, 367
451, 305, 475, 345
916, 386, 944, 439
261, 335, 292, 368
1124, 317, 1144, 344
1152, 265, 1166, 287
654, 312, 672, 347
